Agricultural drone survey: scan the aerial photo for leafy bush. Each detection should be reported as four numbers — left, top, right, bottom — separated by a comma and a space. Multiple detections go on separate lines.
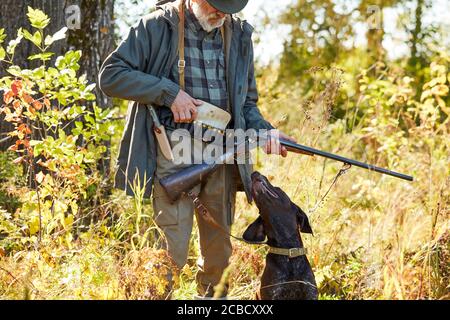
0, 7, 115, 250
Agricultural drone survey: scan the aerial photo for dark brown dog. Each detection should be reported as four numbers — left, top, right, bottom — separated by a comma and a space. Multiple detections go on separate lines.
243, 172, 318, 300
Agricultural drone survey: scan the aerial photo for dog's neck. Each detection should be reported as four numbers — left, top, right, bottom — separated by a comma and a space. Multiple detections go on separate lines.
264, 221, 304, 249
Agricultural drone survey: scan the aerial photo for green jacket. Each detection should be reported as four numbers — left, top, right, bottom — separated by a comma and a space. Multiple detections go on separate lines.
98, 2, 274, 202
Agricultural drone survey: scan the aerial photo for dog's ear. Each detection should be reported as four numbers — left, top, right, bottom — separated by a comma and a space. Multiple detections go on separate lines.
243, 216, 266, 242
294, 204, 313, 235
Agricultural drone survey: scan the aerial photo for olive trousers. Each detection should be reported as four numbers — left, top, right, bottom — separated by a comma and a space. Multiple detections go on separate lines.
152, 131, 237, 296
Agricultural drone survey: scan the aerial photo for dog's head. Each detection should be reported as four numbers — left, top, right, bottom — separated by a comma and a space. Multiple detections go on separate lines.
243, 172, 313, 243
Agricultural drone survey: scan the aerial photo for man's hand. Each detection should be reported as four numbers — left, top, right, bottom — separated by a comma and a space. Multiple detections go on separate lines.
171, 90, 203, 123
264, 129, 297, 158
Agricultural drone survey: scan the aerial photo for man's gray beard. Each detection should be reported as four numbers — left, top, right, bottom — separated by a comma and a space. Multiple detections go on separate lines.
191, 1, 225, 32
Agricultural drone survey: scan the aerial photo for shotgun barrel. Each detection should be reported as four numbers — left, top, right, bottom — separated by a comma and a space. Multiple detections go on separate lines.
279, 139, 414, 182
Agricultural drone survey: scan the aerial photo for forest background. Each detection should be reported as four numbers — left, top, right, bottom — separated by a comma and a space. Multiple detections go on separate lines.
0, 0, 448, 300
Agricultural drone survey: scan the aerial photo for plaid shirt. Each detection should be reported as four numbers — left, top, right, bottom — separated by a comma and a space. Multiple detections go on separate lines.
158, 5, 229, 131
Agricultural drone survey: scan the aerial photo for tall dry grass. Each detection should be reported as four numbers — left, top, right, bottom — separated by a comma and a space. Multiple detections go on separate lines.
1, 64, 448, 300
222, 65, 449, 300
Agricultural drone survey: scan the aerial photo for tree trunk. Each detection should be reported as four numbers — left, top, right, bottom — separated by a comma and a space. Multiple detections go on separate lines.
409, 0, 424, 68
66, 0, 115, 109
0, 0, 115, 150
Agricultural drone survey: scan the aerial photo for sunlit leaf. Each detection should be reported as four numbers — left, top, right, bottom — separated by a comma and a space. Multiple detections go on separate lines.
35, 171, 46, 184
0, 28, 6, 44
436, 96, 446, 110
27, 7, 50, 29
29, 215, 40, 235
0, 47, 5, 61
6, 66, 22, 77
28, 52, 54, 61
431, 84, 449, 96
420, 90, 431, 102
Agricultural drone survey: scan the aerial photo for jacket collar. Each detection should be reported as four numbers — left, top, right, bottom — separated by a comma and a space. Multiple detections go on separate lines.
185, 3, 203, 34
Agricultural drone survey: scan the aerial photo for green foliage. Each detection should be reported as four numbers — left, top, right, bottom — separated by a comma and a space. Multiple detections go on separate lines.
277, 0, 446, 100
27, 7, 51, 30
0, 7, 116, 252
278, 0, 361, 89
0, 28, 7, 61
353, 53, 449, 166
0, 152, 25, 212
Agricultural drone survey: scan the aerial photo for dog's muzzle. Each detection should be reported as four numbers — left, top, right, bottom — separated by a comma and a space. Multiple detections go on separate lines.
252, 177, 279, 199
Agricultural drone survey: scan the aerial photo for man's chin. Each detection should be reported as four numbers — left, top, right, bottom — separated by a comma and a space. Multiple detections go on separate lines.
200, 21, 225, 32
208, 19, 225, 29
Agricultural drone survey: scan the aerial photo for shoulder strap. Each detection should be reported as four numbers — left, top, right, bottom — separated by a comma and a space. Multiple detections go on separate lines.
188, 191, 267, 246
178, 0, 186, 90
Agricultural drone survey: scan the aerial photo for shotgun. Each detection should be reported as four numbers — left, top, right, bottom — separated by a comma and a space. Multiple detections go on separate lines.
159, 136, 414, 203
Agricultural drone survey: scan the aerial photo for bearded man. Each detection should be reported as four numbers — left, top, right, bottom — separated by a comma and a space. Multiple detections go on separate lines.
99, 0, 295, 298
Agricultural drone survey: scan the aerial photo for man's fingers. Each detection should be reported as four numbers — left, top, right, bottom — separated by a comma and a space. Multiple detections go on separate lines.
173, 111, 180, 123
178, 110, 187, 123
173, 104, 198, 123
190, 106, 198, 120
265, 136, 272, 154
269, 136, 277, 155
287, 136, 297, 143
270, 134, 280, 155
187, 109, 194, 122
193, 99, 203, 106
185, 110, 193, 122
265, 142, 270, 154
280, 133, 297, 143
264, 131, 293, 157
265, 137, 287, 156
274, 139, 281, 155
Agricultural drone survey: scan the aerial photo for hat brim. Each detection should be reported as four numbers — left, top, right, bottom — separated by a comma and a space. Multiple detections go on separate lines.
205, 0, 249, 14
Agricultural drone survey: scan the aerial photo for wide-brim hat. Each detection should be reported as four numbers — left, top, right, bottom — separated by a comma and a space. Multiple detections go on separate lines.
205, 0, 249, 14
